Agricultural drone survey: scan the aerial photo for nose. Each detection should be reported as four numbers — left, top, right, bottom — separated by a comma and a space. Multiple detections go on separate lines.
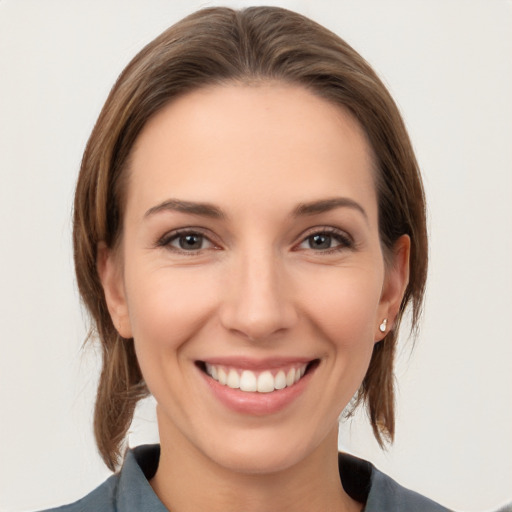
219, 249, 298, 342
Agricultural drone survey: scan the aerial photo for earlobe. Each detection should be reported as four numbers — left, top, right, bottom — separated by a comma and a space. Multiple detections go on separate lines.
97, 242, 133, 339
377, 234, 410, 339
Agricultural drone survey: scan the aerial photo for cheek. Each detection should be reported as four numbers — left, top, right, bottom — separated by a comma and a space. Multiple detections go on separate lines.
124, 265, 220, 358
297, 265, 383, 347
124, 266, 223, 412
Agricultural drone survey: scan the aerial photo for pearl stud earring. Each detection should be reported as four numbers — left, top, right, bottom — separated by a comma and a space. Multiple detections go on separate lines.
379, 318, 388, 333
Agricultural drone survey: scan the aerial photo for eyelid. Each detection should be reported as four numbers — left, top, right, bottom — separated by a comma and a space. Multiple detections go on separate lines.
156, 227, 221, 253
294, 226, 355, 251
154, 225, 354, 254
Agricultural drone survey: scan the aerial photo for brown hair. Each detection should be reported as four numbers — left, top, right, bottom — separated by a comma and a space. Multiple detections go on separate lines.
73, 6, 427, 471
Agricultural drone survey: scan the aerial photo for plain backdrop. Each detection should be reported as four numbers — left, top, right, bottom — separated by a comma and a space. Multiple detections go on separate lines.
0, 1, 511, 511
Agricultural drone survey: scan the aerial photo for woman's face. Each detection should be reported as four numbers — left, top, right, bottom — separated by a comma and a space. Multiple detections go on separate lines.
100, 83, 408, 474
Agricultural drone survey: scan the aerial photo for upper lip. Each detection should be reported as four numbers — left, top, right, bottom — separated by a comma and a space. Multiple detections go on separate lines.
197, 356, 317, 371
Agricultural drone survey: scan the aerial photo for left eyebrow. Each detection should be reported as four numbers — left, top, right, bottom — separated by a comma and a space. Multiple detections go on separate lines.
292, 197, 368, 222
144, 199, 226, 219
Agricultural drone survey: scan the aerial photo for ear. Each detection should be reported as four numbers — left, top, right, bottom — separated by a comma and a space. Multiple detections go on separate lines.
376, 234, 410, 341
97, 242, 133, 339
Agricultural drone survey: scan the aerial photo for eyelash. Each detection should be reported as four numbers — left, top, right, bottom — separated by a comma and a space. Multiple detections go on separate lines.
296, 226, 354, 254
156, 226, 354, 255
156, 228, 218, 255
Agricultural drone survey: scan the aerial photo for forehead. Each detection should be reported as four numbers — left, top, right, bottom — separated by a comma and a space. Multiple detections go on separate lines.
126, 83, 377, 220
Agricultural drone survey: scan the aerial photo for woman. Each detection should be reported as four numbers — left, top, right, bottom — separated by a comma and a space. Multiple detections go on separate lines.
45, 6, 447, 511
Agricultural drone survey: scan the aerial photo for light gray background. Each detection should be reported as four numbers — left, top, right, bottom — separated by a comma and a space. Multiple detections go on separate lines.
0, 1, 511, 511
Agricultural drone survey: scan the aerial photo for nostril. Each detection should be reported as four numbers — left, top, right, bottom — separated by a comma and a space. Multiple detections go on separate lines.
218, 272, 298, 341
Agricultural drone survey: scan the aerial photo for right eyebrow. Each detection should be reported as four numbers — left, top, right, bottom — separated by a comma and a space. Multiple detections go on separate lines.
292, 197, 368, 223
144, 199, 226, 219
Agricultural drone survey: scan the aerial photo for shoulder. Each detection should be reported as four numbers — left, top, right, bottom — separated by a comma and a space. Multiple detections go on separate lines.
37, 474, 119, 512
367, 468, 452, 512
35, 445, 164, 512
338, 452, 452, 512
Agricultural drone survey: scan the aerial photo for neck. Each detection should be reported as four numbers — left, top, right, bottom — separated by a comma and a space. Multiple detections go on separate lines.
150, 419, 362, 512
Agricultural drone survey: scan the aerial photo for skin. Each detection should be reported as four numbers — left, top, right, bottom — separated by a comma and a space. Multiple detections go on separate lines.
98, 83, 410, 512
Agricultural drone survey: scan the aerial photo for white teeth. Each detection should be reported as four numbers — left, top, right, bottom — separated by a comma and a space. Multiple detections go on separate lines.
286, 368, 296, 387
227, 369, 240, 389
257, 371, 274, 393
240, 370, 257, 392
274, 370, 286, 390
204, 363, 309, 393
218, 368, 227, 385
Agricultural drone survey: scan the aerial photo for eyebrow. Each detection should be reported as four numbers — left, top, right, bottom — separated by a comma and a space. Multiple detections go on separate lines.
144, 199, 225, 219
293, 197, 368, 221
144, 196, 367, 222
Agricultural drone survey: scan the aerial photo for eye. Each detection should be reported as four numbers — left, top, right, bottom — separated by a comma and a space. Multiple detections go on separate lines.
158, 230, 216, 253
307, 233, 336, 250
174, 233, 208, 250
297, 228, 353, 252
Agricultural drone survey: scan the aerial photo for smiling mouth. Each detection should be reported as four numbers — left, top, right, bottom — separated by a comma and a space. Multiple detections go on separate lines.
197, 360, 319, 393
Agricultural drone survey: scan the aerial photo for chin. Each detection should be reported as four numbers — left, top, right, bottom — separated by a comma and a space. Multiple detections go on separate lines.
209, 443, 305, 475
200, 423, 333, 476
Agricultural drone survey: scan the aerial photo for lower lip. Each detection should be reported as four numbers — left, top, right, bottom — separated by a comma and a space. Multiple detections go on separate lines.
199, 366, 315, 416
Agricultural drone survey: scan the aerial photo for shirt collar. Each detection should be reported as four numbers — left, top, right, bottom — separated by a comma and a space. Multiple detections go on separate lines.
116, 444, 376, 511
117, 445, 168, 512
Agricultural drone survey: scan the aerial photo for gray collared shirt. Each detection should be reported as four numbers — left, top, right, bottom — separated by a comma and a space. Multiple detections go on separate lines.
40, 444, 451, 512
